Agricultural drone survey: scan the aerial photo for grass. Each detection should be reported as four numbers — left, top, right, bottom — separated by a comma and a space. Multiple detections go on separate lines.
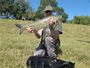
0, 19, 90, 68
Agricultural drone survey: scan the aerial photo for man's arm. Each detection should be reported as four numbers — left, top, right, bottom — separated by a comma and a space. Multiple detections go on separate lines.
50, 29, 59, 40
34, 30, 42, 39
26, 27, 42, 39
49, 19, 59, 40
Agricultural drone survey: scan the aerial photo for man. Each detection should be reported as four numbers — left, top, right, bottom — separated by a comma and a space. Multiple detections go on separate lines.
26, 6, 62, 58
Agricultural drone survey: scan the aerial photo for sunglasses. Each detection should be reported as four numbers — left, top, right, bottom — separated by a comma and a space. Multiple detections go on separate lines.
45, 10, 52, 13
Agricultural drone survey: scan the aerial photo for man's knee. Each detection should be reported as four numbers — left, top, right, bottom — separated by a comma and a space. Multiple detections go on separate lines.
44, 37, 54, 42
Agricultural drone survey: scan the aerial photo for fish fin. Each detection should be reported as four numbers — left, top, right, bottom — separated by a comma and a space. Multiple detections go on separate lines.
15, 24, 25, 35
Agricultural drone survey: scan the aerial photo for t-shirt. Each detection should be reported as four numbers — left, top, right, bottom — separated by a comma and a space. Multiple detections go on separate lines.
41, 21, 63, 40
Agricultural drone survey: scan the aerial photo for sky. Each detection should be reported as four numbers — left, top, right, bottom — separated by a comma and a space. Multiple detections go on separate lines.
30, 0, 90, 20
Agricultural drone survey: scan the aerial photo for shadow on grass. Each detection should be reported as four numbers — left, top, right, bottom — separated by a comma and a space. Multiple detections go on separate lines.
56, 48, 63, 55
78, 40, 90, 43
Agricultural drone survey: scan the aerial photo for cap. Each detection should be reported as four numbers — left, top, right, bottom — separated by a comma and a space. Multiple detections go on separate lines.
45, 6, 53, 11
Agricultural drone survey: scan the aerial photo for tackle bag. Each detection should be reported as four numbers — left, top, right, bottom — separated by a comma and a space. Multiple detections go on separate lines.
26, 56, 75, 68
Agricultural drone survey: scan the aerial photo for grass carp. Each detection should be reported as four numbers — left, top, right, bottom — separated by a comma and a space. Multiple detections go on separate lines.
15, 15, 61, 35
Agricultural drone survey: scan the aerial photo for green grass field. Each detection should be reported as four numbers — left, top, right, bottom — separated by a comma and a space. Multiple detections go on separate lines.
0, 19, 90, 68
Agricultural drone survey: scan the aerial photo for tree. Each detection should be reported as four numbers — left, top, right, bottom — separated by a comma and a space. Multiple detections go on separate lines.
0, 0, 30, 19
40, 0, 58, 9
35, 0, 68, 22
12, 0, 30, 19
74, 16, 81, 24
27, 6, 36, 20
55, 6, 64, 15
61, 12, 68, 23
34, 6, 45, 19
0, 0, 15, 19
35, 10, 44, 20
73, 15, 90, 25
35, 0, 58, 19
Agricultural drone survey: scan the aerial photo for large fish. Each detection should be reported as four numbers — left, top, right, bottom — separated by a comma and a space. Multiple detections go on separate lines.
15, 15, 61, 35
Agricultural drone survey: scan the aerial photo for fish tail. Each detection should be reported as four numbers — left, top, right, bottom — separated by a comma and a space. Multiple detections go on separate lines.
15, 24, 25, 35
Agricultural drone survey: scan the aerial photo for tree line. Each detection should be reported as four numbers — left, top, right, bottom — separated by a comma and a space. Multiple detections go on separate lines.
0, 0, 90, 25
0, 0, 30, 19
0, 0, 68, 22
68, 16, 90, 25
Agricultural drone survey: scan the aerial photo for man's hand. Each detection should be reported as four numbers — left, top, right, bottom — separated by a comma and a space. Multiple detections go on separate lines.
49, 19, 59, 40
26, 27, 35, 33
49, 19, 57, 29
26, 27, 41, 39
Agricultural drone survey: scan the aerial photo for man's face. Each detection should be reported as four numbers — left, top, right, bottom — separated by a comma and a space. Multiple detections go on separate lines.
45, 10, 54, 17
